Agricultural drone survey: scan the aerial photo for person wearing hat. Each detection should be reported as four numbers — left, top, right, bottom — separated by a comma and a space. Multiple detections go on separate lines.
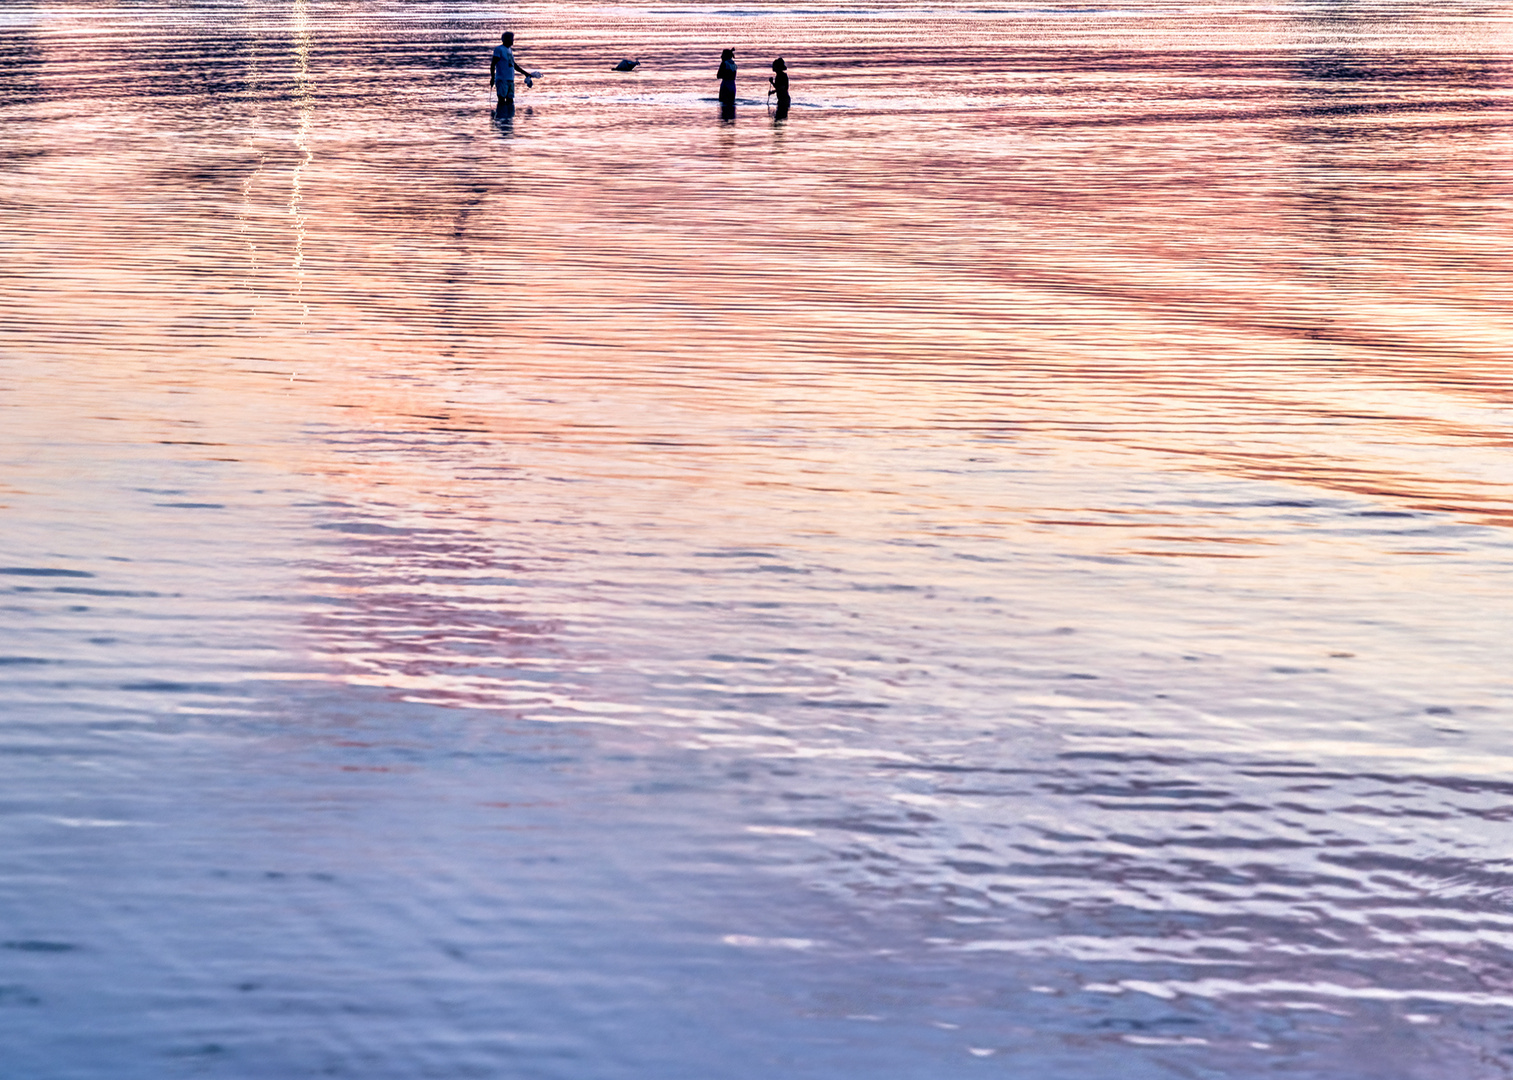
769, 56, 790, 115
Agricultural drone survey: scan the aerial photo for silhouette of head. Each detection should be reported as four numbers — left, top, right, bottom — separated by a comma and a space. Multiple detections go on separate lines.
501, 32, 514, 45
721, 48, 735, 60
772, 57, 786, 71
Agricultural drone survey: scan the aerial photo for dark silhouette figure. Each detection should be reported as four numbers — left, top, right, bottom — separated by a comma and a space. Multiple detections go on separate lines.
717, 48, 737, 117
769, 56, 790, 119
613, 58, 640, 71
490, 31, 538, 111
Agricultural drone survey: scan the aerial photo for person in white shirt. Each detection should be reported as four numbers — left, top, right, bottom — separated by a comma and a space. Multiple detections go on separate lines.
489, 32, 532, 108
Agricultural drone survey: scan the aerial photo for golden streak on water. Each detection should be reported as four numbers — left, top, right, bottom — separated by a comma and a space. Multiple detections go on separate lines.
290, 0, 313, 315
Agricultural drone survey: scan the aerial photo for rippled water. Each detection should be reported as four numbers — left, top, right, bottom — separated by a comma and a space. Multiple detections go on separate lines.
2, 1, 1512, 1076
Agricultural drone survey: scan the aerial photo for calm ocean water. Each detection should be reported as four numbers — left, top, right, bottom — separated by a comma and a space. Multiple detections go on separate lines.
2, 1, 1511, 1076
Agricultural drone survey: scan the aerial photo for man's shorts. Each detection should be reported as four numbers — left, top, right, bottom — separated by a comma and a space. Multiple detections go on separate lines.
497, 81, 516, 103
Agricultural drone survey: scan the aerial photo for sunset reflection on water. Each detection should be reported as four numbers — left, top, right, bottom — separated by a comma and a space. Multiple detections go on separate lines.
2, 1, 1512, 1077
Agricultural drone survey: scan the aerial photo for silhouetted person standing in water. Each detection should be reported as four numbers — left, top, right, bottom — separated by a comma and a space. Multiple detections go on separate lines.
490, 32, 532, 112
717, 48, 737, 119
770, 56, 790, 119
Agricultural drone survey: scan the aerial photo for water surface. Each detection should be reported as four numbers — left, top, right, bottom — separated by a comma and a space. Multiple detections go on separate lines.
2, 1, 1512, 1076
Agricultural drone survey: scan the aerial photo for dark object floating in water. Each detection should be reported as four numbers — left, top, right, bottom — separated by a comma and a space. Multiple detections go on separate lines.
613, 58, 640, 71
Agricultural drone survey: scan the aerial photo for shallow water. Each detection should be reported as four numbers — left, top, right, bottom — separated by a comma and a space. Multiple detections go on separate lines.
2, 1, 1512, 1076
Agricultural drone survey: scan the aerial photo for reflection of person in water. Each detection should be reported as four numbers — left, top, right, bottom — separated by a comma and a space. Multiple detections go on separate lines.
769, 56, 790, 119
717, 48, 737, 111
489, 31, 532, 112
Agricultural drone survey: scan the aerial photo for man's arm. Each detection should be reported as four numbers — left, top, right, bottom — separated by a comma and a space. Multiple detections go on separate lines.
489, 54, 499, 85
513, 57, 531, 76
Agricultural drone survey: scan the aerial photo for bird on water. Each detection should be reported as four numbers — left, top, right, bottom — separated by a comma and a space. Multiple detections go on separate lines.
613, 58, 640, 71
